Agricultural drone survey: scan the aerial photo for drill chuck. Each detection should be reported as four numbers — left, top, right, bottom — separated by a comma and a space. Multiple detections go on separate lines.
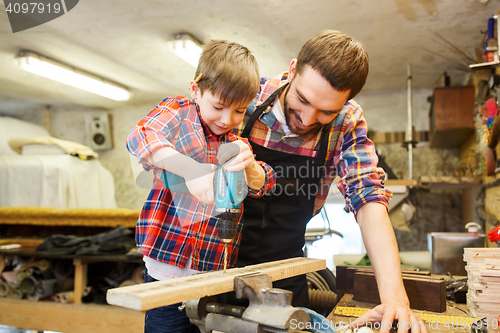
216, 208, 241, 242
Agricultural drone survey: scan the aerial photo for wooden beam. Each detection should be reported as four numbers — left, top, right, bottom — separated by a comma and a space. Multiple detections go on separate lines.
73, 259, 88, 304
336, 265, 432, 293
0, 207, 140, 228
353, 271, 447, 313
107, 257, 326, 311
385, 179, 418, 187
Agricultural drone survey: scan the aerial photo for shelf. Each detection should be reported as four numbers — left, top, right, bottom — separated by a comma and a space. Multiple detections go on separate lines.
418, 176, 482, 190
0, 207, 140, 228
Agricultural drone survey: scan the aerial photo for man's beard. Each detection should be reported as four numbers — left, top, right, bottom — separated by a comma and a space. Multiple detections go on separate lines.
283, 84, 323, 137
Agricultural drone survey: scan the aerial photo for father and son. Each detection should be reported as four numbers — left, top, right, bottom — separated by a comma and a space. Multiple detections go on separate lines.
127, 30, 427, 333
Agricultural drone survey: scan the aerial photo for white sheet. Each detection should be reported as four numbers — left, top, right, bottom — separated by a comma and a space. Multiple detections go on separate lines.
0, 155, 117, 209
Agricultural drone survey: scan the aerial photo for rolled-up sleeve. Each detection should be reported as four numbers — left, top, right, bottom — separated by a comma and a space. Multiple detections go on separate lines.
126, 98, 183, 171
335, 104, 392, 217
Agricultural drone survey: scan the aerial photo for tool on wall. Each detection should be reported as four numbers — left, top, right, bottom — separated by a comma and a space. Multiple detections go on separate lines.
160, 162, 245, 272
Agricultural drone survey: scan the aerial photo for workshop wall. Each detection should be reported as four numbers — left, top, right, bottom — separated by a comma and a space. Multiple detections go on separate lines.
48, 104, 151, 210
356, 88, 433, 132
0, 87, 466, 248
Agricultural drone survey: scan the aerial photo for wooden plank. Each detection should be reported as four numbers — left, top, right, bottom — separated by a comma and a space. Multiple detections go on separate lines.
385, 179, 418, 187
107, 257, 325, 311
335, 265, 372, 293
73, 259, 88, 304
336, 265, 431, 294
353, 271, 447, 313
0, 298, 144, 333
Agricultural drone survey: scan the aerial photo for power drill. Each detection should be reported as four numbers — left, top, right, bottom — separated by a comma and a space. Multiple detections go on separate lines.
160, 165, 245, 272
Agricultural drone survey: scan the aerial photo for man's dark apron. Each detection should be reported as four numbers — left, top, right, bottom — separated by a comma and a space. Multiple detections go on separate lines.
238, 83, 330, 307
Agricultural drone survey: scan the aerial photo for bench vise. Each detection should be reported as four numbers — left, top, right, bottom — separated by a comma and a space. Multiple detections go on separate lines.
181, 272, 311, 333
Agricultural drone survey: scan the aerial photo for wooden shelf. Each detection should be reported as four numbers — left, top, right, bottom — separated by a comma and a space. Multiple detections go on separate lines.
429, 86, 475, 149
418, 175, 482, 190
0, 210, 144, 332
385, 177, 482, 190
0, 207, 140, 228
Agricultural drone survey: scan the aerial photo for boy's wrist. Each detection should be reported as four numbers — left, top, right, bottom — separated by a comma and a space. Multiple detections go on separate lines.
246, 161, 265, 190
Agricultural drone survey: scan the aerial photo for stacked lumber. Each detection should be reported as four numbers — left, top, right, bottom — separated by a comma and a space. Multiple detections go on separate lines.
464, 247, 500, 321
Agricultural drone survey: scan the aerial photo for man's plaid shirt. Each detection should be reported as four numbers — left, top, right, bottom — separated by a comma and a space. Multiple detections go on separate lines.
234, 73, 391, 218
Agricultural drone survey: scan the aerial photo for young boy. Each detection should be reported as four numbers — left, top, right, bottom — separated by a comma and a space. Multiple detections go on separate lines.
126, 40, 276, 333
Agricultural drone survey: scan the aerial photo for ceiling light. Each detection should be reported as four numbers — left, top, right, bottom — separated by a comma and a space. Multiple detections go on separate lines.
167, 33, 203, 68
16, 51, 131, 102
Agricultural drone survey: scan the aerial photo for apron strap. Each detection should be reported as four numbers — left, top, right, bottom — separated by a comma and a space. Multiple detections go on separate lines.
317, 122, 331, 164
241, 82, 289, 138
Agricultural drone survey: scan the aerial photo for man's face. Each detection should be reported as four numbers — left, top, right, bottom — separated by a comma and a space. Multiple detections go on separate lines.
283, 65, 351, 136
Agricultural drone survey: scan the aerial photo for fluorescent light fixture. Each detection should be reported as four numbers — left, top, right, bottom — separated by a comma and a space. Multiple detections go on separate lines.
16, 51, 131, 102
167, 33, 203, 68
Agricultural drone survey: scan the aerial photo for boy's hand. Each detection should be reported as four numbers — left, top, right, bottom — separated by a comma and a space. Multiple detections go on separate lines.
185, 163, 217, 204
218, 141, 265, 190
217, 140, 256, 172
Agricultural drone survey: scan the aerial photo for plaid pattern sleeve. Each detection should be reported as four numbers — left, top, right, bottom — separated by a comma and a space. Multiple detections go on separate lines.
126, 97, 189, 171
247, 160, 276, 198
333, 100, 392, 215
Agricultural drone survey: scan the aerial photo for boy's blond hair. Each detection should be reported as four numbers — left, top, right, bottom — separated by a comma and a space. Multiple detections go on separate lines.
194, 40, 259, 107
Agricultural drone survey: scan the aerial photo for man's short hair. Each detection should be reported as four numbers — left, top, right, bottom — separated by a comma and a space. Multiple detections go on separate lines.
296, 30, 369, 100
195, 40, 260, 106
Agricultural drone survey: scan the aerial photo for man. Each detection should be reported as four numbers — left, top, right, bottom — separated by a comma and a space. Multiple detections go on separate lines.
233, 30, 427, 333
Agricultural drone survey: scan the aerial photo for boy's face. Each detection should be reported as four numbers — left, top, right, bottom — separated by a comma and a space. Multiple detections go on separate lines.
190, 82, 249, 135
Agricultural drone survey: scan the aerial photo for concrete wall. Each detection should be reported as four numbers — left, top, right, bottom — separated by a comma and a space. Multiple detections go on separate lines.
0, 88, 465, 253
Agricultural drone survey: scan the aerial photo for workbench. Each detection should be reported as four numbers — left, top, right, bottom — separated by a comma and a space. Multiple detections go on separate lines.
328, 294, 499, 333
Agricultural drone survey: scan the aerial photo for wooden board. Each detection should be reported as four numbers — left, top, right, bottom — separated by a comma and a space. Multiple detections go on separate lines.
352, 271, 447, 313
336, 265, 431, 294
107, 257, 325, 311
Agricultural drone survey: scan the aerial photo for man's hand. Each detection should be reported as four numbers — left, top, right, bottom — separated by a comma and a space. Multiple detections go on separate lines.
184, 163, 217, 204
350, 303, 427, 333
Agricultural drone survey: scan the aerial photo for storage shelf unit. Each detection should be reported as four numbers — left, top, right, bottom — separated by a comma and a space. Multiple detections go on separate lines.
429, 86, 475, 148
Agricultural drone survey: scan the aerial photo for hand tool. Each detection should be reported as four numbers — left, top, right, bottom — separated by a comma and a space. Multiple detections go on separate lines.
180, 272, 312, 333
160, 163, 245, 272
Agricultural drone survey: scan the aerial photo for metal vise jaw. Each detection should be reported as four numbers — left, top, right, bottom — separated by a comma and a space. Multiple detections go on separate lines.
182, 272, 310, 333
